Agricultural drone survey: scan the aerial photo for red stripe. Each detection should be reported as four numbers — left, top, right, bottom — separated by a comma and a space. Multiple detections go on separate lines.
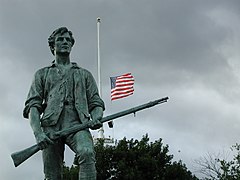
111, 89, 134, 95
119, 73, 132, 76
111, 92, 134, 100
111, 86, 134, 92
115, 83, 134, 87
111, 94, 133, 101
111, 88, 134, 93
116, 79, 134, 83
117, 76, 134, 80
111, 89, 134, 97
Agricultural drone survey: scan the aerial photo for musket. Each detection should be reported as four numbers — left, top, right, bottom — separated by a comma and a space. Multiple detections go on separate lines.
11, 97, 169, 167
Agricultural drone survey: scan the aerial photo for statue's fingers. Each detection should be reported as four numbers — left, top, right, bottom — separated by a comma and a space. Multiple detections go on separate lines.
38, 142, 46, 150
41, 140, 51, 149
46, 137, 54, 145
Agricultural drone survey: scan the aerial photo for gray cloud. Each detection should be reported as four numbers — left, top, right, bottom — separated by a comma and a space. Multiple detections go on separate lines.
1, 0, 240, 179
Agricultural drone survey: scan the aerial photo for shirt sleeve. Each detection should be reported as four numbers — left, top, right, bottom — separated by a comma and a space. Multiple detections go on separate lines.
85, 70, 105, 112
23, 69, 45, 119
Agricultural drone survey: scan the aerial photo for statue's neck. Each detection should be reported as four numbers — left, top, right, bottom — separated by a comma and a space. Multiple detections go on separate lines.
55, 55, 70, 65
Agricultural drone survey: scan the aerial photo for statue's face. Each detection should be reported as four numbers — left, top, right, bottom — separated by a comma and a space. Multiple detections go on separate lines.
54, 32, 72, 55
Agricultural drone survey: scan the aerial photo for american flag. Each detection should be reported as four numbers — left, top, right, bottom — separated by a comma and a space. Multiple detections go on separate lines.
110, 73, 134, 101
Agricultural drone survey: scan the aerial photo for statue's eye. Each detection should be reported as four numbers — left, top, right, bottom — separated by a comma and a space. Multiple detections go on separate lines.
56, 37, 63, 41
66, 37, 71, 42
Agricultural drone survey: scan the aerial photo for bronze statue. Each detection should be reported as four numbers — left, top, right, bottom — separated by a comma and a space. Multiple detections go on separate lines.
23, 27, 104, 180
11, 26, 169, 180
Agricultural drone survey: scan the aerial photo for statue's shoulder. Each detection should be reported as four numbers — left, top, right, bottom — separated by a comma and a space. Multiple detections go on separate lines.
72, 63, 91, 75
34, 66, 51, 78
36, 66, 50, 73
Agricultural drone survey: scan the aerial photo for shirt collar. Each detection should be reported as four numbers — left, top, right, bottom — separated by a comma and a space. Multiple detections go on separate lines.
50, 60, 79, 69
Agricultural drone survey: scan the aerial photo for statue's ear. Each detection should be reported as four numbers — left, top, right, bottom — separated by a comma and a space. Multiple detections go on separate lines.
50, 47, 55, 55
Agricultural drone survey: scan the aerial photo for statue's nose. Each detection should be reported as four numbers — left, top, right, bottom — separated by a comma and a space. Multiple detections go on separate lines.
62, 38, 68, 44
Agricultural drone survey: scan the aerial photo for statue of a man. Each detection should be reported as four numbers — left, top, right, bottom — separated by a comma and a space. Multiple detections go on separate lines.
23, 27, 104, 180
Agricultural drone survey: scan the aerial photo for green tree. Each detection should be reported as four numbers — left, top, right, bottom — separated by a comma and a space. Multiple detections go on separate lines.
63, 162, 79, 180
195, 144, 240, 180
64, 134, 198, 180
217, 144, 240, 180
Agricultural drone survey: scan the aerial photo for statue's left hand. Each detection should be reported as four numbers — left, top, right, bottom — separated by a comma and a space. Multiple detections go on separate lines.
90, 118, 102, 130
90, 106, 103, 130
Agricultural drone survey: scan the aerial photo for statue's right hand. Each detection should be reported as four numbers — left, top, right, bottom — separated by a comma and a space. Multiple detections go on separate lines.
35, 132, 54, 150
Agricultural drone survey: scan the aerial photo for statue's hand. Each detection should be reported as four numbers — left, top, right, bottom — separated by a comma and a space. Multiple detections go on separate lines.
35, 132, 54, 150
90, 106, 103, 130
90, 118, 102, 130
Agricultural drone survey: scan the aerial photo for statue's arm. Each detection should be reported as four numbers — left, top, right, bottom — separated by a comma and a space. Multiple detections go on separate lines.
90, 106, 103, 118
84, 69, 105, 111
23, 69, 46, 119
29, 107, 53, 149
90, 106, 103, 130
84, 70, 105, 129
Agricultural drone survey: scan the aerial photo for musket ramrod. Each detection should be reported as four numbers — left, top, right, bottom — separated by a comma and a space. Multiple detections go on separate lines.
11, 97, 169, 167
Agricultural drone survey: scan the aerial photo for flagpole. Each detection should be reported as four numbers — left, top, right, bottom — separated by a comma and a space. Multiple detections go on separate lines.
97, 17, 104, 139
97, 17, 102, 97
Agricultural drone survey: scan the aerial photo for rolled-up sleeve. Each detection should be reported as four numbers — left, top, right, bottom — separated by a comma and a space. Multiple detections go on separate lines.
23, 69, 45, 119
85, 70, 105, 112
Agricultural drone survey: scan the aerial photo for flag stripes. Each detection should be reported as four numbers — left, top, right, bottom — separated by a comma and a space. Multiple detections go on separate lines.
110, 73, 134, 100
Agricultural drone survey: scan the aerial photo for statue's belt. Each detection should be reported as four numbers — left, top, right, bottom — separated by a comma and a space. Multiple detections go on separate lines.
63, 100, 74, 106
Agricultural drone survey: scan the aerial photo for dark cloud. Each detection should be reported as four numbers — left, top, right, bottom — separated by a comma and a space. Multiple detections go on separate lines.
1, 0, 240, 179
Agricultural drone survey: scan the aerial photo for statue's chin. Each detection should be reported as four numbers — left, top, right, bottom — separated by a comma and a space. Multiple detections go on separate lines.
56, 51, 70, 56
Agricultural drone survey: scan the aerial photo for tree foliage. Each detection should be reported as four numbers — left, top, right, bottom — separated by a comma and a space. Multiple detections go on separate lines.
63, 163, 79, 180
217, 144, 240, 180
195, 144, 240, 180
63, 134, 198, 180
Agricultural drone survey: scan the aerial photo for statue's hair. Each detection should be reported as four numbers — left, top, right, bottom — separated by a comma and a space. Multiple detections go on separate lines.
48, 27, 75, 55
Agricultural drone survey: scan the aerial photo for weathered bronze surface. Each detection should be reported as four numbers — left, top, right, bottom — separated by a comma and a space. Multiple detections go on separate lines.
11, 27, 169, 180
22, 27, 104, 180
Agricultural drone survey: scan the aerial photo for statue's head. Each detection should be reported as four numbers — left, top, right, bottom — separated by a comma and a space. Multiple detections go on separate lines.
48, 27, 75, 55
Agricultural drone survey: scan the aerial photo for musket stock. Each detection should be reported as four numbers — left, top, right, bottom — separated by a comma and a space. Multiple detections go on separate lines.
11, 144, 40, 167
11, 97, 168, 167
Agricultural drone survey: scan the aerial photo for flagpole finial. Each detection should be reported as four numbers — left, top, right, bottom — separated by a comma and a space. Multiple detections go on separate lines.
97, 17, 101, 23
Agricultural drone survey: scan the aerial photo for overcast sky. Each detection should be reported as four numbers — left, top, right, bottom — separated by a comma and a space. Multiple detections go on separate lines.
1, 0, 240, 179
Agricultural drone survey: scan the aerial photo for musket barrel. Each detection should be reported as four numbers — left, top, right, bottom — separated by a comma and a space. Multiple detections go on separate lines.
100, 97, 169, 123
